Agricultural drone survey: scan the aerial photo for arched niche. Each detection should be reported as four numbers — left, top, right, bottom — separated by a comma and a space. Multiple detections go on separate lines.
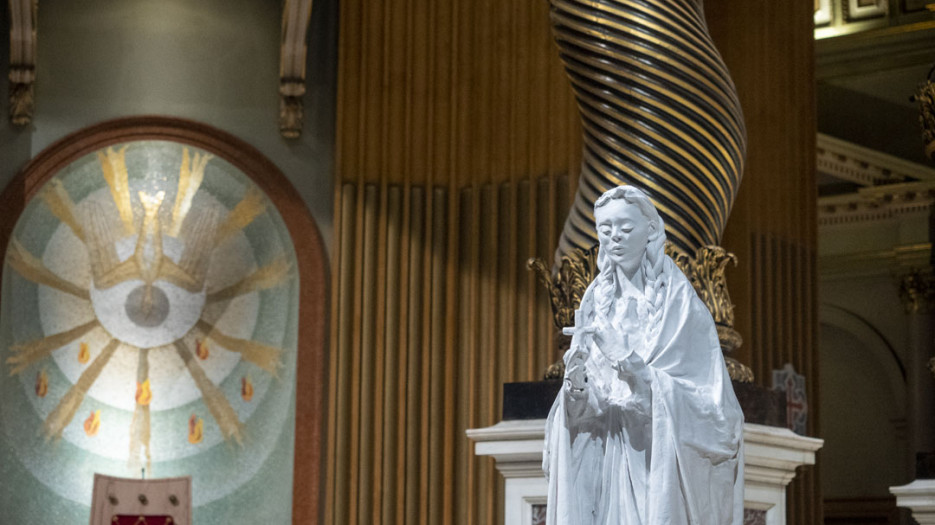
0, 117, 326, 524
819, 302, 907, 501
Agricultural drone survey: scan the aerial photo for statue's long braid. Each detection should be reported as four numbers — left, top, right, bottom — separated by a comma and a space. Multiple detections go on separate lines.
592, 186, 668, 341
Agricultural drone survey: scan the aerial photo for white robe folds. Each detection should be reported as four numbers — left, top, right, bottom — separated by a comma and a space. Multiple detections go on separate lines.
543, 256, 744, 524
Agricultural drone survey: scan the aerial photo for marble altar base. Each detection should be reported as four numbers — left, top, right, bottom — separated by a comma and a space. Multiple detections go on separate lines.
890, 479, 935, 524
467, 420, 822, 525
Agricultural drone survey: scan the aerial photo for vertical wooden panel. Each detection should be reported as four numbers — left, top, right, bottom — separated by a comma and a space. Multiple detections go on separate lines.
336, 0, 579, 186
380, 187, 402, 525
707, 0, 820, 521
404, 187, 424, 523
326, 178, 568, 525
332, 0, 819, 522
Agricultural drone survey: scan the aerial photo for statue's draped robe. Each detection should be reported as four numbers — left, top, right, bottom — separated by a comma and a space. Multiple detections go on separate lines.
544, 256, 744, 524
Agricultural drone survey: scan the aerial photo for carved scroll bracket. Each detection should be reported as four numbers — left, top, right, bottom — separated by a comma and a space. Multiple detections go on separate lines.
279, 0, 314, 139
8, 0, 37, 126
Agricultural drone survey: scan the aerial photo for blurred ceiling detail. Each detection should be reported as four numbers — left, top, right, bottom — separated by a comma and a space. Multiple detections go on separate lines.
816, 12, 935, 170
818, 133, 935, 190
815, 0, 933, 39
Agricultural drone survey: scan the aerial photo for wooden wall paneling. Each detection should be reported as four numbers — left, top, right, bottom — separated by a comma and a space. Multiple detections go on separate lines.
380, 187, 401, 525
427, 188, 447, 525
404, 186, 424, 523
458, 188, 479, 525
323, 175, 585, 523
704, 0, 820, 521
394, 183, 413, 525
337, 0, 580, 186
358, 185, 378, 523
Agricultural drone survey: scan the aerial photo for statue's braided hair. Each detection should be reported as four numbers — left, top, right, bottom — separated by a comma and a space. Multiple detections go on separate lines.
592, 186, 667, 332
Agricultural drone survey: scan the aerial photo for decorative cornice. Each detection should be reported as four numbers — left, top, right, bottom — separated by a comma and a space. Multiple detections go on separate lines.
818, 180, 935, 226
279, 0, 314, 139
8, 0, 37, 126
816, 22, 935, 79
817, 133, 935, 187
819, 243, 931, 280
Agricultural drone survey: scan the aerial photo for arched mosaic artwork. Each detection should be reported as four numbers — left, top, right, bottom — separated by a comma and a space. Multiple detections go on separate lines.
0, 139, 299, 524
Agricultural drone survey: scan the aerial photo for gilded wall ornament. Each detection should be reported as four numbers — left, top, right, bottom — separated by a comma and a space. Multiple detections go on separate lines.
913, 66, 935, 163
899, 269, 935, 314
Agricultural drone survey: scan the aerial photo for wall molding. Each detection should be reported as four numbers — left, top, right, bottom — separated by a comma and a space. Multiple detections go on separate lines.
817, 134, 935, 225
816, 22, 935, 79
817, 133, 935, 187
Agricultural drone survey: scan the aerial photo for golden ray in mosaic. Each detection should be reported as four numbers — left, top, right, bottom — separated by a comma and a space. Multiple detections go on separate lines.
169, 148, 213, 237
215, 187, 266, 246
128, 348, 152, 473
84, 202, 121, 284
207, 255, 292, 304
97, 146, 135, 235
175, 206, 220, 290
40, 180, 85, 242
174, 340, 244, 445
5, 238, 89, 300
42, 339, 120, 441
7, 320, 100, 376
195, 319, 282, 375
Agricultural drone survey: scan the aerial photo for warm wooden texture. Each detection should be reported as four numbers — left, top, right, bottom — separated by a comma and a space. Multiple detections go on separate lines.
0, 117, 329, 525
325, 180, 570, 525
706, 0, 821, 523
334, 0, 581, 187
331, 2, 585, 522
332, 0, 820, 523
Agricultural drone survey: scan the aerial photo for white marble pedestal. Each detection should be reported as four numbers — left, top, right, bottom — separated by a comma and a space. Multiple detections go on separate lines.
890, 479, 935, 524
467, 420, 823, 525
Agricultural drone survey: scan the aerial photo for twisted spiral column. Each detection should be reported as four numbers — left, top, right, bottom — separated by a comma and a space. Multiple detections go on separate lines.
551, 0, 747, 262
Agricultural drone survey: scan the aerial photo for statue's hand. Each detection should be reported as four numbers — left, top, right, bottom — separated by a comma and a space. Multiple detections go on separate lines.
564, 346, 588, 398
616, 351, 651, 396
589, 327, 627, 362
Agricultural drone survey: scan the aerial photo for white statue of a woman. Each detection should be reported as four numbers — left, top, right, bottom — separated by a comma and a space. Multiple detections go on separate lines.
543, 186, 744, 524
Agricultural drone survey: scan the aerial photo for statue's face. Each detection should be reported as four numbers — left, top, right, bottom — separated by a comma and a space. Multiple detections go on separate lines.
595, 199, 651, 276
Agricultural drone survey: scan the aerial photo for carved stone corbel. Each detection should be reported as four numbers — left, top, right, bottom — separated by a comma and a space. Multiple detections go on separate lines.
279, 0, 314, 139
8, 0, 37, 126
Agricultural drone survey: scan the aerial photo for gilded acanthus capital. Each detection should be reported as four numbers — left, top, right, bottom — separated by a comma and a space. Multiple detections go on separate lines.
899, 269, 935, 314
